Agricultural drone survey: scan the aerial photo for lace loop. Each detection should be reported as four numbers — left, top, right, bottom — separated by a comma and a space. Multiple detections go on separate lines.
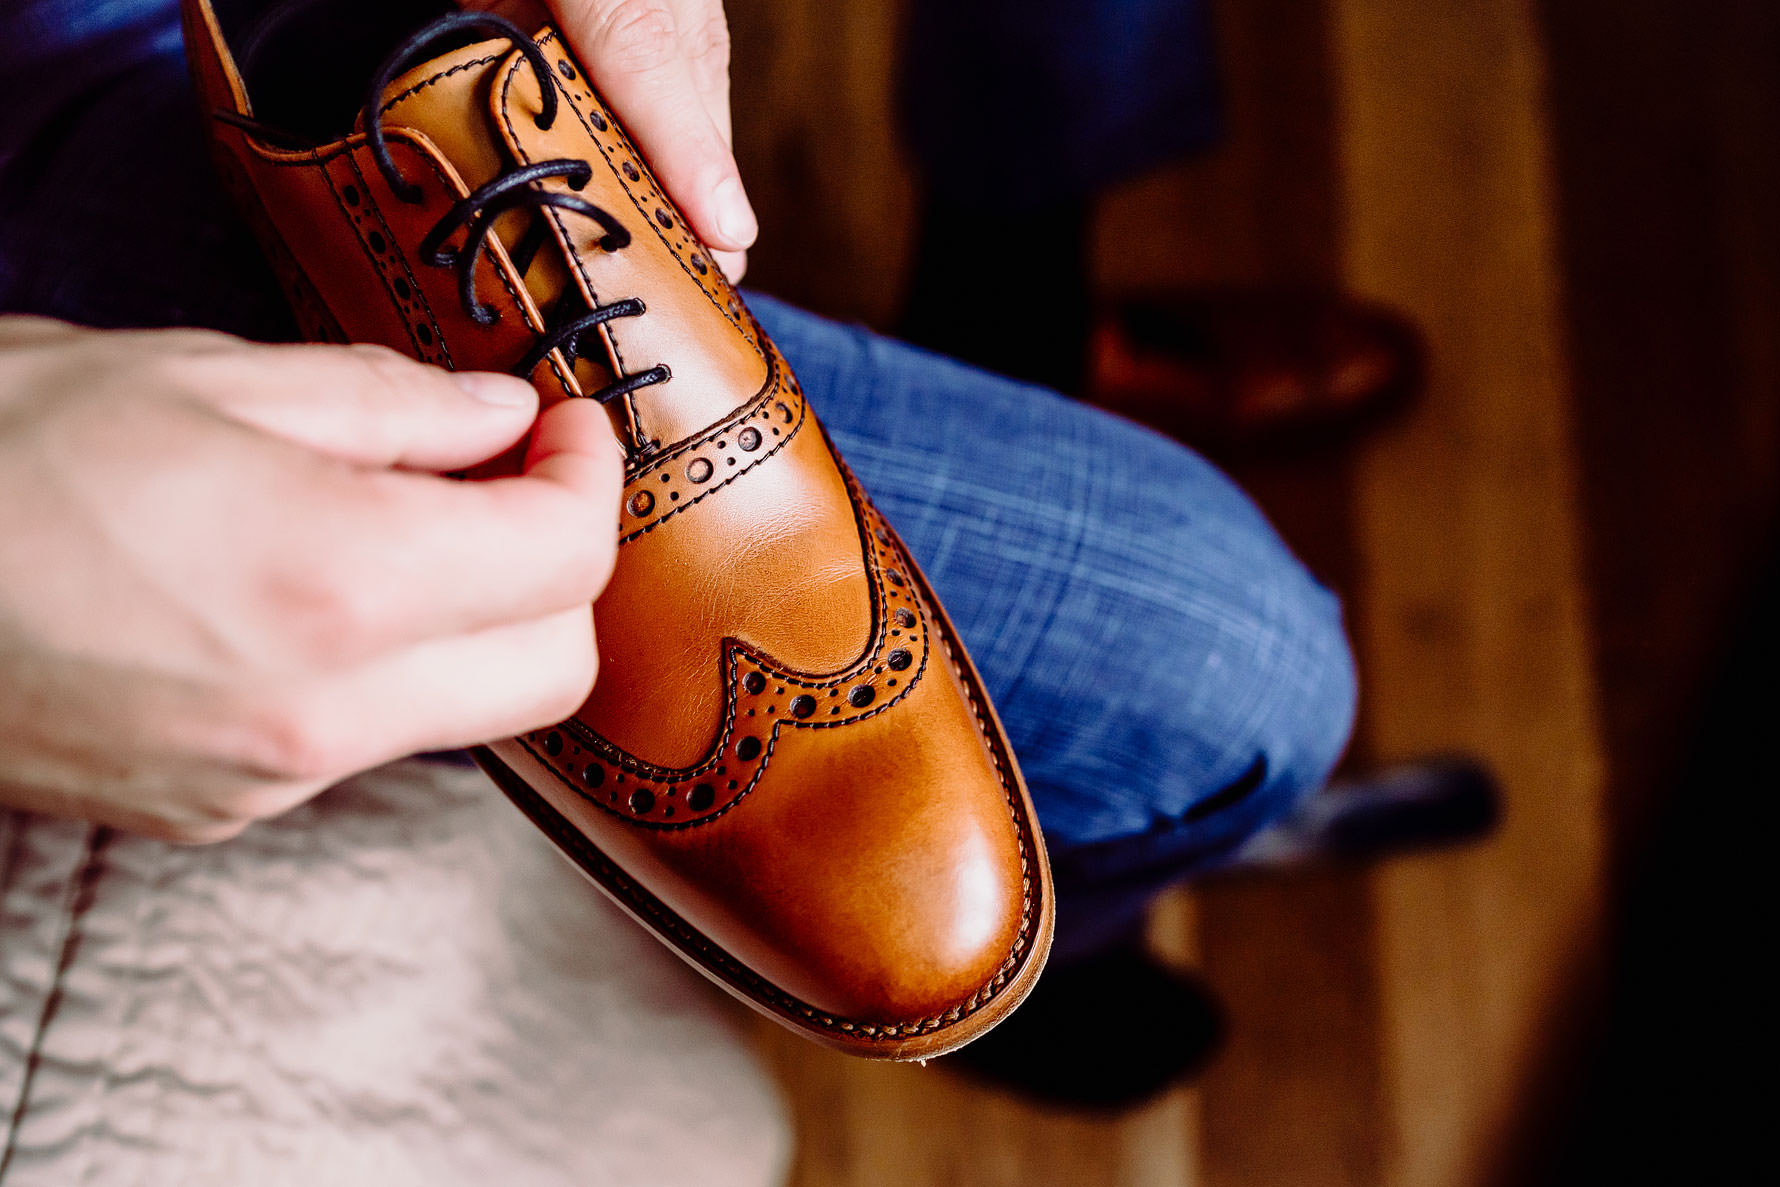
364, 10, 561, 204
416, 162, 632, 325
359, 14, 672, 415
516, 298, 647, 380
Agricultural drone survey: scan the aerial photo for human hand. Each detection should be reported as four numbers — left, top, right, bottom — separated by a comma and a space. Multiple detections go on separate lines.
0, 318, 622, 842
467, 0, 755, 281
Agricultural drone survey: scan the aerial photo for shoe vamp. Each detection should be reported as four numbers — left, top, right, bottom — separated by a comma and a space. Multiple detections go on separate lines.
585, 670, 1029, 1023
373, 30, 768, 450
586, 371, 873, 769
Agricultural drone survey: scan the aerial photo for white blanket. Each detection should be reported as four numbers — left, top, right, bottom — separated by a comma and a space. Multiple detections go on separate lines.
0, 759, 789, 1186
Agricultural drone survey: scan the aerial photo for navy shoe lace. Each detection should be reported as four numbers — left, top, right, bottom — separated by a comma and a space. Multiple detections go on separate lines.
362, 11, 669, 404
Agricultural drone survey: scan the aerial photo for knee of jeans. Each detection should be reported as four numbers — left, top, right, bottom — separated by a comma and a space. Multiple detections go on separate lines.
1024, 451, 1358, 852
1167, 560, 1356, 852
1207, 577, 1357, 842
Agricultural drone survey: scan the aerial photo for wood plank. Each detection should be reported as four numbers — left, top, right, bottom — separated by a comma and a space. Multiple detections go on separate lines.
1095, 0, 1341, 295
1326, 2, 1609, 1184
1197, 874, 1387, 1187
1540, 0, 1780, 845
755, 892, 1206, 1187
728, 0, 916, 327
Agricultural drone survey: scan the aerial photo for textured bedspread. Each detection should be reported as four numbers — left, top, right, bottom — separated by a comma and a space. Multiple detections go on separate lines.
0, 759, 789, 1185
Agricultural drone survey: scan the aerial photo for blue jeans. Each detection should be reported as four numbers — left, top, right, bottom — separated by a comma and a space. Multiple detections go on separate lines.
0, 0, 1356, 962
759, 299, 1355, 955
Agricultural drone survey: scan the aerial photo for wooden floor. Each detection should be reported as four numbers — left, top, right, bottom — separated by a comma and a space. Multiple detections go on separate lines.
725, 1, 1780, 1183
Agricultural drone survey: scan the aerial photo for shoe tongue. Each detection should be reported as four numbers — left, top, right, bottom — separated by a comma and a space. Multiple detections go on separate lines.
359, 36, 572, 314
353, 23, 770, 449
362, 38, 509, 190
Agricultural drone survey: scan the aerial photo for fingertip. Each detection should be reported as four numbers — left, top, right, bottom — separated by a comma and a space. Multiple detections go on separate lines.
524, 397, 625, 494
452, 370, 538, 411
712, 248, 749, 283
709, 175, 758, 251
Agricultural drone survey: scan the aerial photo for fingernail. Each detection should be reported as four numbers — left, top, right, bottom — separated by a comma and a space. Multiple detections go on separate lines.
454, 371, 535, 408
713, 177, 758, 248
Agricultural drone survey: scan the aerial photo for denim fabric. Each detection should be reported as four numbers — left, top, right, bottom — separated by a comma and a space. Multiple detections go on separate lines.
0, 0, 183, 169
754, 298, 1355, 954
0, 0, 1355, 959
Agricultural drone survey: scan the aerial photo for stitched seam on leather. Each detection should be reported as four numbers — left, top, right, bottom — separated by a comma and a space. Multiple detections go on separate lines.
618, 366, 799, 543
622, 343, 781, 482
377, 54, 501, 116
322, 157, 450, 368
472, 36, 1040, 1032
509, 676, 1033, 1036
231, 70, 564, 388
527, 585, 925, 829
835, 449, 1039, 895
538, 493, 925, 818
835, 452, 1039, 1004
620, 386, 773, 484
556, 93, 757, 349
519, 31, 761, 355
377, 144, 575, 394
338, 153, 453, 368
502, 460, 1037, 1035
380, 146, 579, 394
495, 663, 1036, 1040
496, 54, 643, 435
239, 128, 577, 395
535, 374, 923, 823
619, 420, 797, 543
0, 828, 110, 1178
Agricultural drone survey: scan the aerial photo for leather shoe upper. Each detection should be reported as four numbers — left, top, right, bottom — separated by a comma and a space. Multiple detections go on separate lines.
179, 0, 1052, 1056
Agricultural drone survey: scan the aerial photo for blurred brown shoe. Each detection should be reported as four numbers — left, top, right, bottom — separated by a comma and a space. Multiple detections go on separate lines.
1087, 288, 1425, 453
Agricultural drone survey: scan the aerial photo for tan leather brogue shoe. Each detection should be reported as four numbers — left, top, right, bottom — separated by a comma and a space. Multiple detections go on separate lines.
181, 0, 1051, 1058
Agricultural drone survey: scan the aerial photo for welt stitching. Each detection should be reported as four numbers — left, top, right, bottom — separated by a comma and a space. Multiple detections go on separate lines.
836, 453, 1038, 935
506, 477, 1035, 1034
326, 28, 1039, 1037
506, 667, 1032, 1039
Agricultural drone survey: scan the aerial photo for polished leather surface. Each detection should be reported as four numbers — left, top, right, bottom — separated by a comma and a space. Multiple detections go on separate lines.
181, 0, 1052, 1057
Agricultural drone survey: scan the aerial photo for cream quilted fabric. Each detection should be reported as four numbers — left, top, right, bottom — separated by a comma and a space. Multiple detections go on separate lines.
0, 759, 790, 1186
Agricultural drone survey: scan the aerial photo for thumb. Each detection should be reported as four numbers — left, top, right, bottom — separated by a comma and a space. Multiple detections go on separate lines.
205, 343, 541, 472
522, 388, 627, 499
555, 0, 757, 253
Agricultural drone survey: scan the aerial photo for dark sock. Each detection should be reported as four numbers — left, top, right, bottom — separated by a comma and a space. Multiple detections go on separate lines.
943, 945, 1223, 1111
